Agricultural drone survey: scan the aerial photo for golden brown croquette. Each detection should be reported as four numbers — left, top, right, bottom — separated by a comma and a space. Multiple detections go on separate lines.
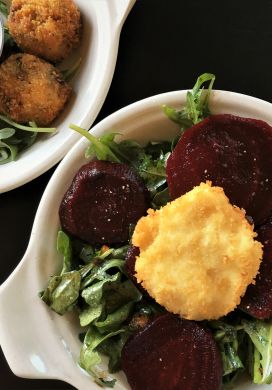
0, 53, 72, 126
8, 0, 81, 63
133, 182, 263, 321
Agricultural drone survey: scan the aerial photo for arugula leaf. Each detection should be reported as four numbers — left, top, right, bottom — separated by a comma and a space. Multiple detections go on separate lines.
137, 150, 170, 195
0, 115, 56, 132
41, 271, 81, 315
163, 72, 215, 133
78, 262, 96, 279
0, 127, 15, 139
57, 230, 73, 275
79, 326, 124, 387
0, 1, 8, 18
80, 259, 125, 290
0, 139, 17, 163
79, 304, 104, 327
40, 275, 61, 306
69, 124, 121, 163
79, 244, 95, 264
104, 279, 142, 313
95, 302, 134, 334
209, 320, 245, 383
109, 245, 129, 260
151, 186, 170, 208
81, 273, 121, 307
98, 330, 132, 373
243, 319, 272, 384
0, 116, 55, 164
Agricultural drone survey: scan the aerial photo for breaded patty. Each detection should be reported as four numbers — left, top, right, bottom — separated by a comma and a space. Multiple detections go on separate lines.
0, 53, 71, 126
8, 0, 81, 62
133, 182, 263, 320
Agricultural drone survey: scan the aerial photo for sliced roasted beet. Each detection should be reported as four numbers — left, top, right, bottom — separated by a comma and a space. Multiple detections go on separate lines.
121, 313, 222, 390
239, 218, 272, 319
166, 114, 272, 225
59, 161, 149, 244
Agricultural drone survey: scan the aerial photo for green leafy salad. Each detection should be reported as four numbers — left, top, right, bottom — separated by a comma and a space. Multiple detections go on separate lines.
0, 116, 56, 164
40, 74, 272, 388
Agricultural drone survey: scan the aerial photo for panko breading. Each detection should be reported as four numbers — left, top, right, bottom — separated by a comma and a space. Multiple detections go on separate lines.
8, 0, 81, 63
0, 53, 71, 126
133, 182, 263, 321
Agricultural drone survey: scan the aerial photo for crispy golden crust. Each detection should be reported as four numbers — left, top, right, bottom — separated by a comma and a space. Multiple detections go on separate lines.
0, 53, 72, 126
8, 0, 81, 62
133, 182, 263, 321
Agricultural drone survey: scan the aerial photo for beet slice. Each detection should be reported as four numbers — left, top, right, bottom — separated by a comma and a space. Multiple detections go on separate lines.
239, 218, 272, 319
166, 114, 272, 225
59, 161, 149, 244
121, 313, 222, 390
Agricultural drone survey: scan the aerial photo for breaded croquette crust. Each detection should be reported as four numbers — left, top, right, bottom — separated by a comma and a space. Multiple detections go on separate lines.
0, 53, 71, 126
133, 182, 263, 320
8, 0, 81, 62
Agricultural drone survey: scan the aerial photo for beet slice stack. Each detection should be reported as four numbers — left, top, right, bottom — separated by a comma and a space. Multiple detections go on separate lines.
240, 218, 272, 319
121, 313, 222, 390
166, 114, 272, 225
59, 160, 149, 244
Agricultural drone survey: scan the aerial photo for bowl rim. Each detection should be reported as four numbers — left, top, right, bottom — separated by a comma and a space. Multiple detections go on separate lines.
0, 16, 4, 57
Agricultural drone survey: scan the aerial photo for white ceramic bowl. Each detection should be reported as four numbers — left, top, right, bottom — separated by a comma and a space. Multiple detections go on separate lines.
0, 90, 271, 389
0, 0, 135, 193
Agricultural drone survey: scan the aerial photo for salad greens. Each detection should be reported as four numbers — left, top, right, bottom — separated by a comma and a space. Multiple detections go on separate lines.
41, 73, 272, 388
0, 0, 7, 20
40, 231, 159, 386
210, 320, 245, 385
0, 116, 56, 164
243, 319, 272, 384
163, 72, 215, 133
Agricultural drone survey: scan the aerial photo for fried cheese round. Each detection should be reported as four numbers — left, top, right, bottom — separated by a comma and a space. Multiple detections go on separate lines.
0, 53, 71, 126
133, 182, 263, 320
8, 0, 81, 63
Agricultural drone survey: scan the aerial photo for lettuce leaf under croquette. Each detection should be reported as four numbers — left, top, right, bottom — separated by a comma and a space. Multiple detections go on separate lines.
133, 182, 263, 321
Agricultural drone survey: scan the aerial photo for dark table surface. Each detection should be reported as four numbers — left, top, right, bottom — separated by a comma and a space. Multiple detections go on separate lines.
1, 0, 272, 389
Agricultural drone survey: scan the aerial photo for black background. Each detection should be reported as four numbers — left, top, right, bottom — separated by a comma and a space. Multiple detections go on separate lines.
1, 0, 272, 388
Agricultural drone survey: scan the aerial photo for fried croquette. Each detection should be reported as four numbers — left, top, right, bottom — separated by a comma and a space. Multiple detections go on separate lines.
133, 182, 263, 321
0, 53, 72, 126
8, 0, 81, 63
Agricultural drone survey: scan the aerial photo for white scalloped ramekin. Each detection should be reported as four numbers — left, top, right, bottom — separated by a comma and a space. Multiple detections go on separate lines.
0, 90, 271, 389
0, 0, 136, 193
